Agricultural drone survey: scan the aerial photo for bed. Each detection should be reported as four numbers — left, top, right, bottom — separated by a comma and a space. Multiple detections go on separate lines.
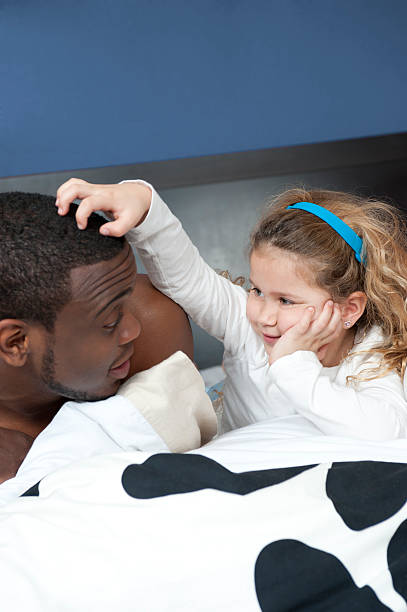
0, 413, 406, 611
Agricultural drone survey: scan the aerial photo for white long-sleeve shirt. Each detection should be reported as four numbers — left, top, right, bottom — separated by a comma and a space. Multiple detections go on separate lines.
128, 182, 407, 441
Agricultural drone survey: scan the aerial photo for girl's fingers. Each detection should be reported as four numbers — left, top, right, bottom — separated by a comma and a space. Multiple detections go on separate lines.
56, 180, 99, 215
325, 304, 343, 340
54, 180, 153, 237
315, 304, 342, 347
311, 300, 334, 334
296, 306, 315, 333
330, 303, 342, 328
98, 213, 136, 237
75, 196, 102, 230
74, 195, 139, 236
56, 177, 87, 202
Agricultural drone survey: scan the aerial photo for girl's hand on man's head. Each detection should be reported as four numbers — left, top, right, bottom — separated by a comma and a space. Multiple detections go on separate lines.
267, 300, 343, 365
55, 178, 152, 236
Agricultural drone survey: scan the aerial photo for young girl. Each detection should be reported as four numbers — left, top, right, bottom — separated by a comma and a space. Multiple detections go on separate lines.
55, 179, 407, 441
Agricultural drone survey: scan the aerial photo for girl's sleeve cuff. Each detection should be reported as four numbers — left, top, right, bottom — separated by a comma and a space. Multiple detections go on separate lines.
120, 179, 165, 238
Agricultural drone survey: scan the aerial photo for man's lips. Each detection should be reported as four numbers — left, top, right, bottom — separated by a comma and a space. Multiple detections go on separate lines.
109, 349, 134, 379
109, 359, 131, 380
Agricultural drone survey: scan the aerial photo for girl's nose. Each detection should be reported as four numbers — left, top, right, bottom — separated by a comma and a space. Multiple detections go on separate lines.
259, 304, 277, 327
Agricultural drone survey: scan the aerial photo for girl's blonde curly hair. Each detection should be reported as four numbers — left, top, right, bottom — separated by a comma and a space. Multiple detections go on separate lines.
250, 188, 407, 382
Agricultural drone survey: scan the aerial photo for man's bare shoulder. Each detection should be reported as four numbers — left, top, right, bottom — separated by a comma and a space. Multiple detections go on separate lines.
0, 427, 34, 485
128, 274, 194, 374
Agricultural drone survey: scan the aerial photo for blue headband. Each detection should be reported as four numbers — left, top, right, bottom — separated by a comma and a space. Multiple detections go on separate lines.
286, 202, 365, 265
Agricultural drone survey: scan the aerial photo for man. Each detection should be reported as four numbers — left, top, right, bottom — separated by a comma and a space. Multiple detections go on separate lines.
0, 190, 213, 487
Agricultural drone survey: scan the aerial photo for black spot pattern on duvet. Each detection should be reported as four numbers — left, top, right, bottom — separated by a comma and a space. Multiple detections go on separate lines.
326, 461, 407, 530
121, 453, 315, 498
387, 519, 407, 603
255, 539, 391, 611
21, 482, 40, 497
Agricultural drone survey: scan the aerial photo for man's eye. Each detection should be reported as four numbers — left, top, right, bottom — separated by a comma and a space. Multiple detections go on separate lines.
104, 311, 123, 331
249, 287, 263, 297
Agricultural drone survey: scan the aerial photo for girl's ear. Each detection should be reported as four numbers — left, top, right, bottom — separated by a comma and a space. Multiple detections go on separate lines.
0, 320, 30, 367
340, 292, 367, 328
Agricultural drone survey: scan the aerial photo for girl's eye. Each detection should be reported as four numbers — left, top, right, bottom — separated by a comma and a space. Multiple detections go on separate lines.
280, 297, 294, 305
103, 311, 124, 331
249, 287, 263, 297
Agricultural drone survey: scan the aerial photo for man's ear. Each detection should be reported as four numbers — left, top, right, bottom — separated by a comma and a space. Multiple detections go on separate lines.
339, 292, 367, 328
0, 320, 30, 367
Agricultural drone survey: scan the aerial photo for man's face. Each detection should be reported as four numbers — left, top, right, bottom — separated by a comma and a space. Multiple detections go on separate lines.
39, 244, 141, 402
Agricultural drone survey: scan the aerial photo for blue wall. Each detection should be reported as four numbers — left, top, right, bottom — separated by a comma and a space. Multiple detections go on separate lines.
2, 0, 407, 177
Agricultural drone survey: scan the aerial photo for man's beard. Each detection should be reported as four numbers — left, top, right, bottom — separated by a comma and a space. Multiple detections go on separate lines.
40, 340, 112, 403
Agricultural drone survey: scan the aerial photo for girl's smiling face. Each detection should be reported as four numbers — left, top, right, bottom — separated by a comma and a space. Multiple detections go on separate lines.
246, 246, 333, 348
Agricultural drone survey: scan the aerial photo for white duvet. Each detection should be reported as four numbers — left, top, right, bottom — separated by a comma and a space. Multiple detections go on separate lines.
0, 416, 406, 611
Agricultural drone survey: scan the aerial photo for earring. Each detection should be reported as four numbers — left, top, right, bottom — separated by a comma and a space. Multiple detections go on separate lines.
344, 320, 352, 328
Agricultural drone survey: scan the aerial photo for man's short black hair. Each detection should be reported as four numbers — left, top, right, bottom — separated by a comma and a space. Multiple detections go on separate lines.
0, 191, 126, 330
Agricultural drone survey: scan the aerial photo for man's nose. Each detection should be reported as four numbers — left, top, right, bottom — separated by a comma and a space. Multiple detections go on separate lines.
119, 312, 141, 344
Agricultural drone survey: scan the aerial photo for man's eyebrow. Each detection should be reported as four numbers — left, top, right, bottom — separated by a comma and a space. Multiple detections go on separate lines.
96, 288, 133, 318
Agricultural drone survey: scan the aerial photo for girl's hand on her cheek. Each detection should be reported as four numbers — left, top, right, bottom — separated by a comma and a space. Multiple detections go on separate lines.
268, 301, 342, 365
55, 178, 152, 236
